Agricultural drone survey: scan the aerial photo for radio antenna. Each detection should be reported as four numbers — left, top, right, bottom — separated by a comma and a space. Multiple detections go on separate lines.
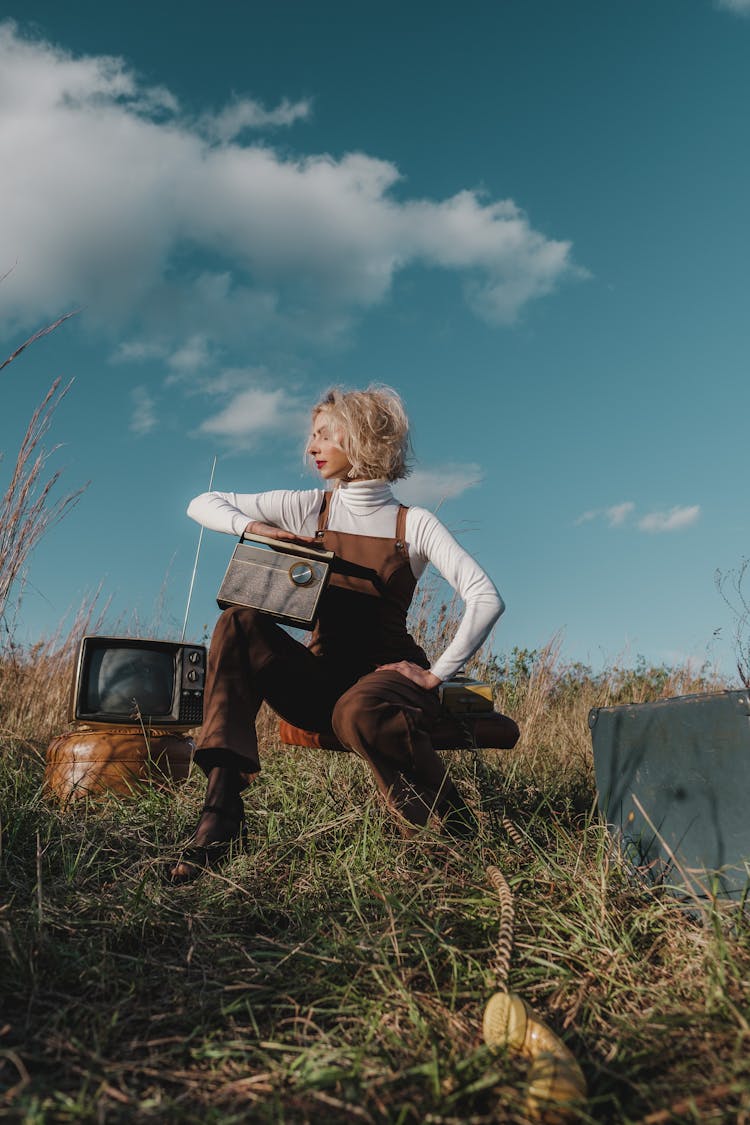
181, 454, 217, 643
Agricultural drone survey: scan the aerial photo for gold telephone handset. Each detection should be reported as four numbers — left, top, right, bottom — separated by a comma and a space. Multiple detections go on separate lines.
482, 863, 587, 1123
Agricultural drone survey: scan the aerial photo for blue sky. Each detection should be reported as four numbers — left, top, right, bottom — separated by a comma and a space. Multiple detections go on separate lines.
2, 0, 750, 675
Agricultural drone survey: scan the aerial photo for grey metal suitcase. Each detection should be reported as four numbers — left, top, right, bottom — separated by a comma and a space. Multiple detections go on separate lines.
590, 689, 750, 902
216, 532, 334, 628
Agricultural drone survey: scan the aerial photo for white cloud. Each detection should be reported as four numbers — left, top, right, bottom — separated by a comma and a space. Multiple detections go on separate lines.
606, 501, 635, 527
716, 0, 750, 15
111, 340, 167, 363
130, 385, 157, 435
197, 379, 308, 448
575, 501, 635, 527
398, 464, 483, 507
577, 501, 700, 533
638, 505, 701, 533
0, 22, 579, 344
200, 96, 312, 142
199, 365, 271, 397
167, 334, 213, 377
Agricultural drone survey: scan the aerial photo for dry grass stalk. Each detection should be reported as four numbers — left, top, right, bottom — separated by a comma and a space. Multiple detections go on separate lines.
0, 297, 91, 753
0, 591, 107, 753
0, 378, 88, 625
1, 301, 85, 630
0, 309, 80, 375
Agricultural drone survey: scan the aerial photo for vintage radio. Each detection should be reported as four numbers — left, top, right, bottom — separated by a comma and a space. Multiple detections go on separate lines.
216, 532, 334, 628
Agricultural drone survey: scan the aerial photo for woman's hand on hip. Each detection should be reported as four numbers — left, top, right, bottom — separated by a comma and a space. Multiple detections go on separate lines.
377, 661, 441, 691
245, 520, 317, 545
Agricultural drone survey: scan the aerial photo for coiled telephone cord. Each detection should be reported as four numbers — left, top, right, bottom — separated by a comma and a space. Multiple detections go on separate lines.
482, 822, 587, 1123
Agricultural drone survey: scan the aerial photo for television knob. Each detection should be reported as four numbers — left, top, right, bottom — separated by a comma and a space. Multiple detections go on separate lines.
188, 651, 202, 664
187, 669, 199, 682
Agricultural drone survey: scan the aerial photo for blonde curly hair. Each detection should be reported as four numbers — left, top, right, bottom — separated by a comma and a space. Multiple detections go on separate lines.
311, 385, 412, 482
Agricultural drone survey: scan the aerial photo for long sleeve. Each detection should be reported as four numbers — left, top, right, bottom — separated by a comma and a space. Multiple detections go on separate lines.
405, 507, 504, 683
187, 489, 324, 538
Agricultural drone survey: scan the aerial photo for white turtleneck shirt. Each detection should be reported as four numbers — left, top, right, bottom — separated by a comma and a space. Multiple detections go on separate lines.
187, 480, 504, 683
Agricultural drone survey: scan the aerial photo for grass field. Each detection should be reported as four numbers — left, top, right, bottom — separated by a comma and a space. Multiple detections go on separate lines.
2, 628, 749, 1124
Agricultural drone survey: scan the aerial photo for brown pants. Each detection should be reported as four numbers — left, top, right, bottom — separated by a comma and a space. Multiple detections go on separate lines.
196, 606, 475, 832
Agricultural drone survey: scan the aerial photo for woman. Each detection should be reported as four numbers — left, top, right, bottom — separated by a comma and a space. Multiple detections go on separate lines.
170, 385, 504, 883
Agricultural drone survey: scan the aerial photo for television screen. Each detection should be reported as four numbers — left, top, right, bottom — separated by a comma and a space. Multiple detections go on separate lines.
83, 646, 175, 719
71, 636, 206, 728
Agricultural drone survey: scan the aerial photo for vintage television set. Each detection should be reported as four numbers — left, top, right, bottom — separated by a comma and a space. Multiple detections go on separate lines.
69, 635, 206, 730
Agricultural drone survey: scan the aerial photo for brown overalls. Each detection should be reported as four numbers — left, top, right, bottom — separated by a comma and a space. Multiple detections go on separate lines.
195, 495, 475, 834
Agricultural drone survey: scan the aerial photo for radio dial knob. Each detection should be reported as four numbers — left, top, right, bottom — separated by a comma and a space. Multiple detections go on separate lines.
289, 562, 314, 587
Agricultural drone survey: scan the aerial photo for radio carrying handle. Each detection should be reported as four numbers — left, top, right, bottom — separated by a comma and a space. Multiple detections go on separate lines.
238, 530, 335, 563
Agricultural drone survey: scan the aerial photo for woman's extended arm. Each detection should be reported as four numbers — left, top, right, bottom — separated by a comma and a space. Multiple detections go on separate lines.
187, 489, 323, 538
